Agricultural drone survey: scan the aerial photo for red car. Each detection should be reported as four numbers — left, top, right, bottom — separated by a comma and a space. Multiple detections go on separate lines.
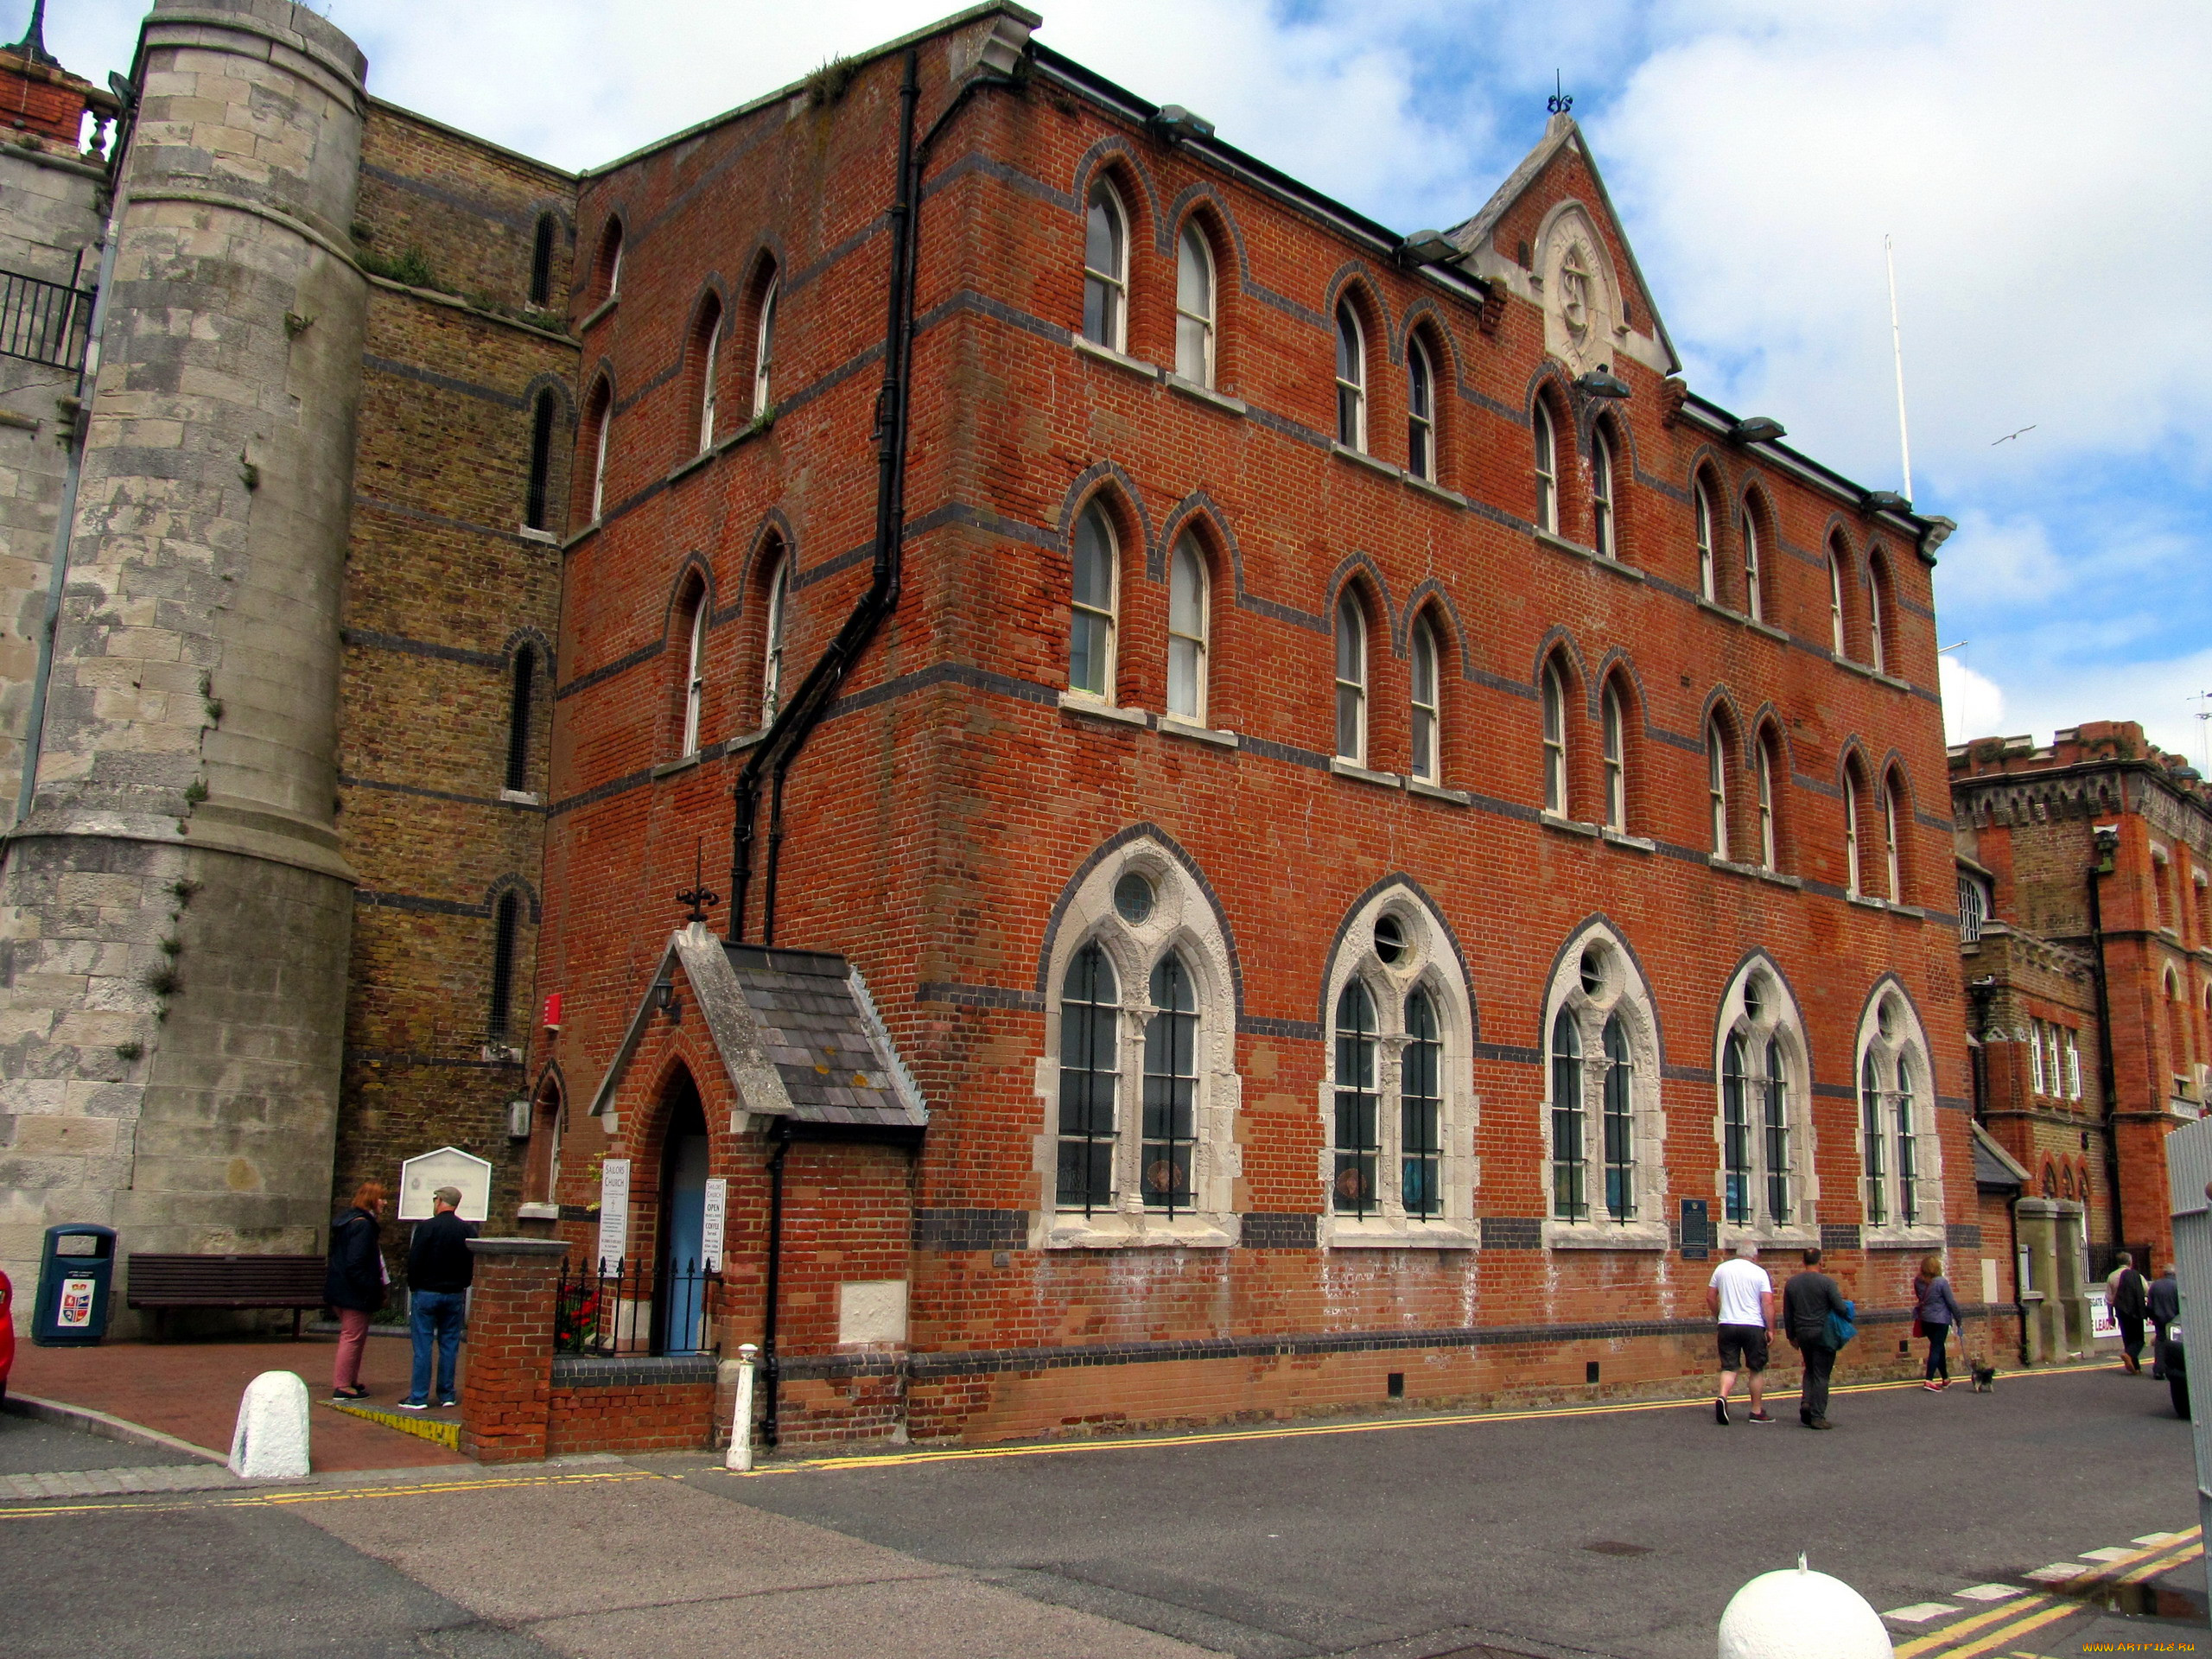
0, 1268, 14, 1402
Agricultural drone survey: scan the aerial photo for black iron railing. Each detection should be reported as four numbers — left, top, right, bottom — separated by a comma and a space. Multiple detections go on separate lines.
554, 1255, 719, 1358
0, 267, 93, 372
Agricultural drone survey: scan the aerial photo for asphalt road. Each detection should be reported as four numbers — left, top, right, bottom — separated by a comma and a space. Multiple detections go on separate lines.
713, 1364, 2203, 1659
0, 1408, 201, 1475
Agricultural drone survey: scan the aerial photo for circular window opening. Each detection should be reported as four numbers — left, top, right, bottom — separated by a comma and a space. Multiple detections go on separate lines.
1579, 944, 1608, 998
1375, 914, 1406, 964
1743, 976, 1765, 1023
1114, 870, 1155, 925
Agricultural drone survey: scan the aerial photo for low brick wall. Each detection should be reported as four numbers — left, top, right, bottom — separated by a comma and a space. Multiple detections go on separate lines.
546, 1355, 717, 1455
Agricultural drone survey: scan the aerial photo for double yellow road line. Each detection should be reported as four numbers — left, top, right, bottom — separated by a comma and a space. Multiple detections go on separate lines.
0, 1465, 657, 1522
1894, 1530, 2204, 1659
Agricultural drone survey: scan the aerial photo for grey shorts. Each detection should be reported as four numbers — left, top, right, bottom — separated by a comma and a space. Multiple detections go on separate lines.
1718, 1324, 1770, 1372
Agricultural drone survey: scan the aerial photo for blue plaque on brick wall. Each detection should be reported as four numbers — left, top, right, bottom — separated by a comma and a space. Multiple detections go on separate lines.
1680, 1198, 1710, 1260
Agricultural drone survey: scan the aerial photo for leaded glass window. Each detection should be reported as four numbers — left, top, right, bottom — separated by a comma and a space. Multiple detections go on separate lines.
1402, 988, 1441, 1217
1860, 1052, 1887, 1226
1057, 944, 1118, 1214
1602, 1014, 1634, 1220
1721, 1033, 1752, 1224
1141, 953, 1197, 1215
1763, 1037, 1790, 1223
1552, 1008, 1585, 1220
1333, 981, 1378, 1215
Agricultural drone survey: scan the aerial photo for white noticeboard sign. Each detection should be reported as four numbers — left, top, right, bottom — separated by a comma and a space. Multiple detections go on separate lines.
596, 1158, 632, 1271
701, 1178, 728, 1273
397, 1146, 493, 1222
2089, 1290, 2118, 1341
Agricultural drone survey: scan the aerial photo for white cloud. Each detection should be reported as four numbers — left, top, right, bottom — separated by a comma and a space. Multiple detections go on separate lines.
1948, 645, 2212, 764
1937, 655, 2004, 744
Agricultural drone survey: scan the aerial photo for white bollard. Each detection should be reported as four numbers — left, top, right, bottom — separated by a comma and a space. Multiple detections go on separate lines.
227, 1370, 311, 1480
724, 1343, 760, 1471
1719, 1554, 1891, 1659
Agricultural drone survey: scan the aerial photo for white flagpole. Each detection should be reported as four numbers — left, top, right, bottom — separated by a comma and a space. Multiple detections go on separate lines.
1885, 234, 1913, 503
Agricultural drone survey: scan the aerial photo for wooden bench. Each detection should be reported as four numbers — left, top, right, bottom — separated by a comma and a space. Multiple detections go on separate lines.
125, 1254, 328, 1338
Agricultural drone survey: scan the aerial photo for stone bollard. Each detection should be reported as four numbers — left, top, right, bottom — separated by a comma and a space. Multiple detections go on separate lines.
1719, 1555, 1891, 1659
725, 1343, 760, 1472
228, 1370, 311, 1479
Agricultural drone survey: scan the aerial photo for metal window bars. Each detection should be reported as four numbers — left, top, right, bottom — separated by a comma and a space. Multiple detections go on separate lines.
555, 1254, 720, 1358
0, 265, 94, 372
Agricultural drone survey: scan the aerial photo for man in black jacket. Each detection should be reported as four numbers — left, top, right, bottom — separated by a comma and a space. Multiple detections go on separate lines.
1783, 1247, 1852, 1430
2149, 1264, 2180, 1379
400, 1186, 477, 1410
2111, 1252, 2149, 1375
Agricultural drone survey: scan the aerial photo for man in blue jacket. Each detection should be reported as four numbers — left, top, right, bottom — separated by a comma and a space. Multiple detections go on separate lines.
1783, 1247, 1852, 1431
400, 1187, 477, 1410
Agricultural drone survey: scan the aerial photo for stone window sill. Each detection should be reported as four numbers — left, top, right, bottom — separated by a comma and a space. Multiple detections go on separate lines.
1326, 1217, 1479, 1249
1072, 335, 1160, 380
1331, 757, 1401, 788
1710, 855, 1777, 880
1759, 868, 1805, 890
1059, 690, 1147, 727
666, 448, 713, 484
1165, 373, 1244, 416
1541, 810, 1600, 838
563, 520, 602, 551
651, 753, 703, 779
578, 295, 618, 332
1888, 903, 1926, 919
1544, 1219, 1669, 1251
1873, 671, 1913, 691
1747, 618, 1787, 642
499, 789, 542, 806
1715, 1224, 1819, 1250
715, 414, 775, 454
1602, 828, 1655, 852
516, 524, 558, 545
1159, 715, 1237, 749
1332, 441, 1402, 480
1046, 1216, 1234, 1249
1863, 1225, 1948, 1250
1837, 658, 1877, 680
727, 724, 771, 753
516, 1202, 561, 1222
1408, 777, 1471, 805
1535, 527, 1599, 563
1404, 474, 1467, 508
1695, 596, 1740, 623
1846, 893, 1889, 912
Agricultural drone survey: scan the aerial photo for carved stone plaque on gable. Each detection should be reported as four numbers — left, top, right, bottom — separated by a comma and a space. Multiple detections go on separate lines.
1538, 205, 1618, 377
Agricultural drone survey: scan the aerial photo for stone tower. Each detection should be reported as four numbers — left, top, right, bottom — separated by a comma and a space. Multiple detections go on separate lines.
0, 0, 369, 1319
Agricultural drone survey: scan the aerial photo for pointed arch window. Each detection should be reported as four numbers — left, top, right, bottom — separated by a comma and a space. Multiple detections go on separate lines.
524, 389, 556, 531
595, 218, 623, 303
1601, 1014, 1634, 1219
1894, 1057, 1919, 1224
1763, 1038, 1791, 1223
1827, 544, 1847, 655
1740, 503, 1764, 621
760, 549, 791, 724
751, 274, 779, 418
1756, 734, 1777, 870
1592, 424, 1617, 558
695, 296, 722, 452
1409, 617, 1440, 782
1068, 501, 1117, 699
488, 889, 520, 1039
1334, 591, 1367, 763
530, 212, 556, 308
1722, 1033, 1752, 1224
679, 586, 708, 757
1884, 771, 1904, 902
1707, 720, 1731, 859
1601, 681, 1626, 830
1142, 953, 1198, 1215
1402, 988, 1442, 1217
1541, 661, 1567, 815
1550, 1008, 1586, 1220
1533, 398, 1559, 533
1167, 532, 1208, 723
586, 378, 612, 522
1719, 964, 1807, 1236
1844, 766, 1865, 896
1175, 220, 1215, 385
504, 646, 535, 794
1332, 980, 1379, 1216
1868, 561, 1890, 674
1407, 334, 1435, 480
1057, 943, 1119, 1214
1694, 477, 1716, 601
1334, 302, 1366, 450
1860, 1052, 1887, 1225
1084, 181, 1128, 351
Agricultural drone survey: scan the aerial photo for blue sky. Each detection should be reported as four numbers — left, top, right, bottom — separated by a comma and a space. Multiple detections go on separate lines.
35, 0, 2212, 759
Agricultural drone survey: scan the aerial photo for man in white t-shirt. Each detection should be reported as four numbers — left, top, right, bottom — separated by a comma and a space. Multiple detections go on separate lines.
1707, 1241, 1777, 1426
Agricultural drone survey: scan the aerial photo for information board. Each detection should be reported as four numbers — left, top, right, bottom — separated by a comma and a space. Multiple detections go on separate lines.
397, 1146, 493, 1221
701, 1177, 728, 1273
596, 1158, 632, 1271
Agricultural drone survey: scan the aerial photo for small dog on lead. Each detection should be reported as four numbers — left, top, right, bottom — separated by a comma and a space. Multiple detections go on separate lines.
1970, 1363, 1997, 1392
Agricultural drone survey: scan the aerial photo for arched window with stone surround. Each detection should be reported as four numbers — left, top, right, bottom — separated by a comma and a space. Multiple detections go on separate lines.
1319, 880, 1478, 1243
1856, 983, 1942, 1240
1715, 958, 1812, 1240
1038, 836, 1241, 1248
1543, 925, 1666, 1245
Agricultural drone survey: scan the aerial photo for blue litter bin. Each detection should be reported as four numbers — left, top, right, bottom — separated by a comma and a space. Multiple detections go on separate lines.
32, 1224, 117, 1346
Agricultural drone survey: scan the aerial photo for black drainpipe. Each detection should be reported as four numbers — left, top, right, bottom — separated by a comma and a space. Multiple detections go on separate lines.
760, 1130, 791, 1445
2088, 824, 2126, 1257
728, 51, 1018, 945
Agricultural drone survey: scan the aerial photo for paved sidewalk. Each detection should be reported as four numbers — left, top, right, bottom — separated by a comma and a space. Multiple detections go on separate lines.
10, 1336, 467, 1468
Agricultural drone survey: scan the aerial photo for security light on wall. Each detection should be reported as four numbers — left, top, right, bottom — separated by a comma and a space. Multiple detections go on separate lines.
1401, 231, 1459, 264
1149, 105, 1215, 143
1731, 416, 1785, 444
1573, 370, 1630, 398
1863, 489, 1911, 513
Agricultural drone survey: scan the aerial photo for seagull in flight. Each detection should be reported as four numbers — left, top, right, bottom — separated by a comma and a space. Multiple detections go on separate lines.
1992, 424, 2037, 445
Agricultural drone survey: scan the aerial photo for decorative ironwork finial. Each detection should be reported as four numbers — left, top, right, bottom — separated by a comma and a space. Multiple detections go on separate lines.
9, 0, 60, 69
1548, 70, 1572, 118
676, 839, 719, 925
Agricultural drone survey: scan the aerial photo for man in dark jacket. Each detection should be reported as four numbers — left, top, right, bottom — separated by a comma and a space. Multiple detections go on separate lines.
2111, 1252, 2149, 1375
400, 1186, 478, 1410
1783, 1247, 1852, 1430
2149, 1264, 2181, 1380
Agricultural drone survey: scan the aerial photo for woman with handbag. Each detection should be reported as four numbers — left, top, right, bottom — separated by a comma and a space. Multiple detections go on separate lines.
324, 1180, 388, 1401
1913, 1252, 1965, 1390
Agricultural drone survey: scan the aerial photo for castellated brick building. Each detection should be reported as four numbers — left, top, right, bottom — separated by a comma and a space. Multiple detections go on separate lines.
3, 0, 1991, 1442
1953, 721, 2210, 1361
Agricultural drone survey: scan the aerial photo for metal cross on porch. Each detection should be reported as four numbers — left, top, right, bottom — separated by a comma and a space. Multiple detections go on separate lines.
676, 840, 719, 925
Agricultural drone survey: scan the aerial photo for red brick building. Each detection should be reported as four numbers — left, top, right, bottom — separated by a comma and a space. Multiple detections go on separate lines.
521, 3, 1975, 1444
1954, 721, 2209, 1353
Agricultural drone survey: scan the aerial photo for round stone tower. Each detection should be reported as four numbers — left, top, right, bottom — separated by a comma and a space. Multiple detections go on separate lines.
0, 0, 369, 1321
